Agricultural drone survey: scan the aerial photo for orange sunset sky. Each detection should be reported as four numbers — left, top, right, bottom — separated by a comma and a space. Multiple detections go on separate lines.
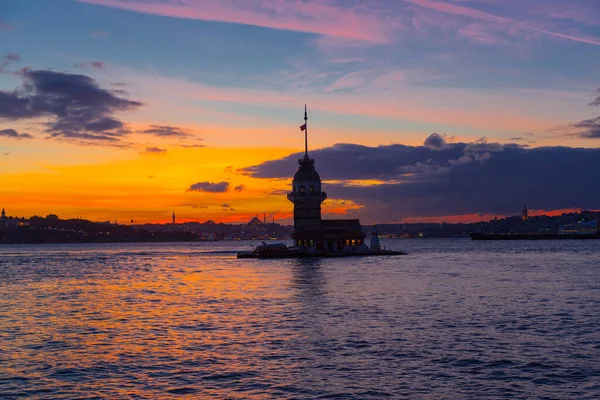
1, 0, 599, 224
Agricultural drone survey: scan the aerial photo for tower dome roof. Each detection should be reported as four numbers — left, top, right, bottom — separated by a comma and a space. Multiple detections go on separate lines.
294, 156, 321, 182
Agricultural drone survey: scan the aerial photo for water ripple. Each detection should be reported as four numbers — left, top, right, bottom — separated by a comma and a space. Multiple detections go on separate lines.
1, 240, 599, 398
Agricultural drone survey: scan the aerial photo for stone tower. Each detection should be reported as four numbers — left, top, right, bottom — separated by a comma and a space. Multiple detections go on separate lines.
287, 106, 327, 233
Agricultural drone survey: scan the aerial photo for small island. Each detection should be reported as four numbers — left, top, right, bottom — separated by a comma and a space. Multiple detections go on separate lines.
237, 107, 406, 258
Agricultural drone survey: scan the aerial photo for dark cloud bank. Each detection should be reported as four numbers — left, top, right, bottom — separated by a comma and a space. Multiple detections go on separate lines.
243, 134, 600, 220
0, 63, 203, 146
0, 67, 142, 142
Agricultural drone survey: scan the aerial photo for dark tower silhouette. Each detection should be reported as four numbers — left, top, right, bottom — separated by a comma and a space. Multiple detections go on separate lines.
287, 106, 327, 233
172, 211, 176, 224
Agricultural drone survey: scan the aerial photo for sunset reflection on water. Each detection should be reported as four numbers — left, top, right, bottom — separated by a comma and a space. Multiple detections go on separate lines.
1, 241, 599, 398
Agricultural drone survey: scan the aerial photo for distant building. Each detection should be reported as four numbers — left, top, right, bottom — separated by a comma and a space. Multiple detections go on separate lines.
0, 208, 7, 230
286, 107, 366, 254
0, 208, 29, 230
559, 221, 597, 234
247, 216, 263, 227
521, 205, 528, 221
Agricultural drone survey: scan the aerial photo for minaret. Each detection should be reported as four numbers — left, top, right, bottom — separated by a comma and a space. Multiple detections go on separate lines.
521, 205, 528, 221
172, 211, 176, 224
287, 106, 327, 233
1, 208, 5, 220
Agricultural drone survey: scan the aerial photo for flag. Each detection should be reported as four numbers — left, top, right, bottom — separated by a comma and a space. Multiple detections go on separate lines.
300, 124, 306, 131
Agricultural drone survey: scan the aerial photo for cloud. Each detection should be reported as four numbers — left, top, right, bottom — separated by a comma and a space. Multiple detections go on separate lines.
111, 89, 129, 96
244, 141, 600, 220
463, 137, 504, 155
405, 0, 600, 47
76, 0, 395, 43
188, 181, 230, 193
3, 53, 19, 62
0, 52, 20, 71
457, 22, 510, 46
234, 184, 245, 192
423, 132, 448, 149
448, 155, 473, 166
242, 142, 465, 180
590, 89, 600, 107
397, 161, 450, 176
179, 203, 208, 209
0, 129, 33, 140
574, 117, 600, 139
563, 88, 600, 139
221, 203, 235, 211
142, 146, 167, 154
0, 68, 142, 142
139, 125, 191, 137
75, 61, 105, 69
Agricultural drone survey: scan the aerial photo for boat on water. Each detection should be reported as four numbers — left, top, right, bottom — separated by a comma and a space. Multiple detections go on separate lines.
237, 242, 304, 259
470, 232, 600, 240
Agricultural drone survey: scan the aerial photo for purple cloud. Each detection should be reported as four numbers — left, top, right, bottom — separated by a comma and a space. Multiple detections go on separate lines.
0, 129, 33, 140
244, 140, 600, 220
140, 125, 191, 137
75, 61, 105, 69
0, 68, 142, 142
143, 147, 167, 154
188, 181, 230, 193
0, 52, 20, 71
423, 132, 448, 150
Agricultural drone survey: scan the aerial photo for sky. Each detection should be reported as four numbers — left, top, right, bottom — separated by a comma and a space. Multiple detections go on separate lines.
0, 0, 599, 224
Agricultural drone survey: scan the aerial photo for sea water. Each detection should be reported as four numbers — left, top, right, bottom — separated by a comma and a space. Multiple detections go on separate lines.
1, 239, 599, 399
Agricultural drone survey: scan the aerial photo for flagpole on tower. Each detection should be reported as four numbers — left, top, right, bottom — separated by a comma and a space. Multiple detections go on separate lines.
304, 104, 308, 157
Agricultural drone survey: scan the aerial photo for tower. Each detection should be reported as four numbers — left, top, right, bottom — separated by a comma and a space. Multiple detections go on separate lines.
287, 106, 327, 233
172, 211, 176, 224
1, 208, 5, 219
521, 205, 528, 221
